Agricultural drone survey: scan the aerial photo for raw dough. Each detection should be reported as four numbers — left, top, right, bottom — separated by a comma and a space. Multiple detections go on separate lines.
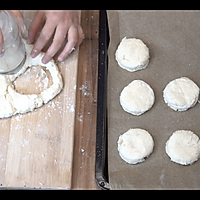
165, 130, 200, 165
163, 77, 199, 111
120, 80, 155, 116
0, 40, 63, 118
115, 37, 150, 72
117, 128, 154, 164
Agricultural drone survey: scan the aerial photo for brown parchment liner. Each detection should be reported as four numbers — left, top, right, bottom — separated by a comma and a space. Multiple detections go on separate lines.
107, 10, 200, 189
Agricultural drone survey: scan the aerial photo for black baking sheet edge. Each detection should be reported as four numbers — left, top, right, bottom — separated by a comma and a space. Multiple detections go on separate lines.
95, 10, 110, 190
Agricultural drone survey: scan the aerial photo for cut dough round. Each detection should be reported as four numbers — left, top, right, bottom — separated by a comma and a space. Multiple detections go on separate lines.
165, 130, 200, 165
0, 40, 63, 118
115, 37, 150, 72
117, 128, 154, 164
120, 80, 155, 116
163, 77, 199, 111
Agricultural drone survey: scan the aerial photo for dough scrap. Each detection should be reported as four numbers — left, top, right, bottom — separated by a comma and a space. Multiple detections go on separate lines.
163, 77, 199, 111
165, 130, 200, 165
120, 80, 155, 116
117, 128, 154, 164
115, 37, 150, 72
0, 41, 63, 118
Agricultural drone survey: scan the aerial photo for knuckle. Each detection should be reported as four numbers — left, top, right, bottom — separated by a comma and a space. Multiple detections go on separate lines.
40, 28, 53, 42
54, 39, 63, 48
80, 33, 85, 41
71, 38, 78, 44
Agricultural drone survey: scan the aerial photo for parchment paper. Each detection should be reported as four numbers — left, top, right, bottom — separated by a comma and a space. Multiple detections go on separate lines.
107, 10, 200, 190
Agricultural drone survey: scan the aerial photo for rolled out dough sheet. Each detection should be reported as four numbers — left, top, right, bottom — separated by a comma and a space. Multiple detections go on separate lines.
107, 10, 200, 190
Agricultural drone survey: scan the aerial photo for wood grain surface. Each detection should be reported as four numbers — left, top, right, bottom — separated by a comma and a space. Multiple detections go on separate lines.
0, 10, 80, 189
72, 10, 100, 190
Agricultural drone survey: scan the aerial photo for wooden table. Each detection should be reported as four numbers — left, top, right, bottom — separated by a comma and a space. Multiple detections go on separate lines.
71, 10, 100, 190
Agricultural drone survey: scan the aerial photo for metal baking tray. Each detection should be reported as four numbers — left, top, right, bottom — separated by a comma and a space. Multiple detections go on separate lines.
96, 10, 200, 190
95, 10, 110, 190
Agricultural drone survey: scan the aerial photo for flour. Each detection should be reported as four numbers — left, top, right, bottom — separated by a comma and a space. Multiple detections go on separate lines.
79, 85, 89, 96
81, 148, 85, 153
79, 81, 91, 96
33, 67, 49, 91
20, 139, 29, 147
77, 114, 83, 122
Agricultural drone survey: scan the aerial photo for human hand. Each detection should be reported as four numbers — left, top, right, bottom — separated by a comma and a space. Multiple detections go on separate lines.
28, 10, 84, 64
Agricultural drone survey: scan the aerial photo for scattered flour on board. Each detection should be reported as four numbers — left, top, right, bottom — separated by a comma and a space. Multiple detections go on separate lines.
79, 84, 90, 96
79, 81, 92, 96
77, 114, 83, 122
81, 148, 85, 153
76, 80, 93, 122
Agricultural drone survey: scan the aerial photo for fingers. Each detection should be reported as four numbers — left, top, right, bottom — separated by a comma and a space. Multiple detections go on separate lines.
57, 26, 78, 62
0, 29, 4, 57
16, 17, 28, 39
57, 25, 84, 62
28, 10, 84, 64
27, 11, 44, 44
40, 24, 84, 64
41, 25, 67, 64
9, 10, 23, 19
30, 20, 56, 59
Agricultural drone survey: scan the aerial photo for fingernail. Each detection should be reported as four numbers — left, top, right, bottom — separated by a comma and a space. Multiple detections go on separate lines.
27, 38, 31, 44
42, 58, 48, 64
27, 36, 33, 44
58, 55, 64, 62
31, 49, 38, 58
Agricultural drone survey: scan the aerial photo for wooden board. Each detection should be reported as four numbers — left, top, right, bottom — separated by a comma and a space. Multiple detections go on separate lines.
0, 10, 79, 189
71, 10, 100, 190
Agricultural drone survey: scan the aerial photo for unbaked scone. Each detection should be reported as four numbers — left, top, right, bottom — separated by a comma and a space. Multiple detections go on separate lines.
120, 80, 155, 116
165, 130, 200, 165
115, 37, 150, 72
117, 128, 154, 164
163, 77, 199, 111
